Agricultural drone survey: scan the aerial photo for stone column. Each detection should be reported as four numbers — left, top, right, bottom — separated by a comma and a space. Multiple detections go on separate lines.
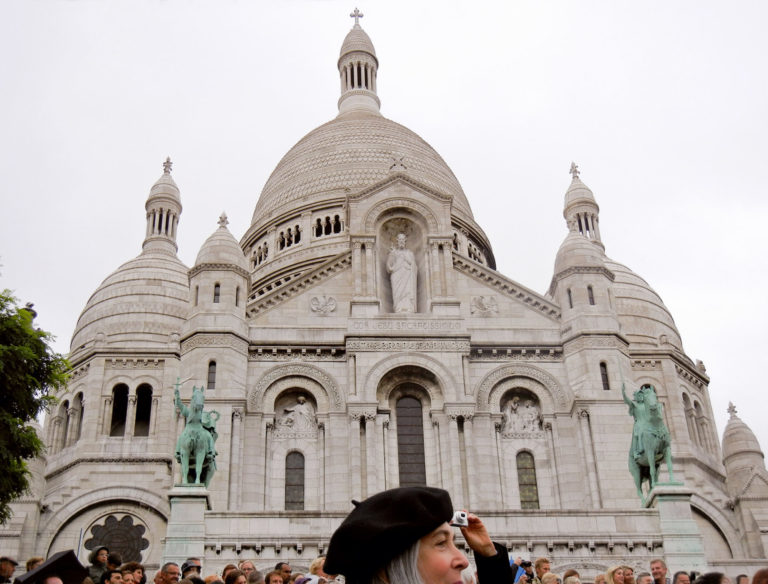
349, 414, 362, 498
149, 397, 159, 435
430, 241, 441, 297
447, 415, 463, 499
366, 241, 377, 296
645, 485, 707, 574
463, 415, 476, 507
442, 241, 454, 296
352, 241, 363, 296
578, 409, 602, 508
228, 408, 243, 509
65, 407, 78, 448
365, 412, 377, 498
544, 421, 562, 508
102, 397, 113, 435
375, 414, 388, 492
125, 394, 137, 439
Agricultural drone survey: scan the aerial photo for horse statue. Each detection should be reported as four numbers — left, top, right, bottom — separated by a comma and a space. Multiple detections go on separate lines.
174, 378, 220, 487
622, 382, 675, 503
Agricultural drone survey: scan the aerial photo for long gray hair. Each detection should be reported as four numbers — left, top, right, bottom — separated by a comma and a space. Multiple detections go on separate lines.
370, 539, 424, 584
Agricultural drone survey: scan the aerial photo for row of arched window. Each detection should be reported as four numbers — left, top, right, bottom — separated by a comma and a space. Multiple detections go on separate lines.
341, 60, 376, 92
278, 226, 301, 250
49, 393, 85, 454
682, 392, 716, 452
252, 243, 269, 267
567, 285, 596, 308
109, 384, 153, 437
314, 215, 343, 237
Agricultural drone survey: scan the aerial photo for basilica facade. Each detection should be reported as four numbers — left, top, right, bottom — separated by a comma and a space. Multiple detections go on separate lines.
3, 17, 768, 578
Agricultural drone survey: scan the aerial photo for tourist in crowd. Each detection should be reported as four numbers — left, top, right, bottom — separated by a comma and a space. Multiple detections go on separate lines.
673, 572, 691, 584
637, 572, 653, 584
224, 570, 246, 584
121, 570, 135, 584
734, 576, 748, 584
606, 566, 625, 584
694, 574, 730, 584
246, 570, 264, 584
534, 559, 551, 584
264, 572, 284, 584
651, 560, 669, 584
222, 566, 238, 581
182, 561, 201, 580
753, 569, 768, 584
563, 571, 580, 581
274, 564, 291, 584
161, 563, 181, 584
322, 486, 514, 584
541, 573, 561, 584
594, 574, 607, 584
624, 567, 636, 584
107, 555, 123, 573
0, 557, 18, 584
122, 563, 145, 584
26, 558, 44, 572
88, 547, 109, 583
564, 577, 580, 584
237, 563, 256, 580
101, 569, 123, 584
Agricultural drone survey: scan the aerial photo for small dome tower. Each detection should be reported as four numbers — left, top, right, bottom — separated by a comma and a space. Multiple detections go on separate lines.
337, 8, 380, 116
183, 213, 250, 395
144, 157, 182, 255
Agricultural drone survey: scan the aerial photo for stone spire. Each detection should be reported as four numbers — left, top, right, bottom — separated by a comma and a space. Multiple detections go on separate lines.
143, 157, 182, 255
338, 9, 381, 115
563, 162, 603, 249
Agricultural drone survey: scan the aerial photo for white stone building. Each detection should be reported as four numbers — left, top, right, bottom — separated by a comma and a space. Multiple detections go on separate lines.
3, 16, 768, 579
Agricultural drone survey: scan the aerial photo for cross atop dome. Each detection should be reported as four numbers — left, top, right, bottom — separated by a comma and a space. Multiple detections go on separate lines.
218, 212, 229, 228
728, 402, 738, 418
569, 161, 580, 179
163, 157, 173, 174
350, 7, 363, 27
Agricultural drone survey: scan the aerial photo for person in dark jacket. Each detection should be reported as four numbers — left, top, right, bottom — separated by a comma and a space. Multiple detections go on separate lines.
88, 548, 109, 584
324, 486, 513, 584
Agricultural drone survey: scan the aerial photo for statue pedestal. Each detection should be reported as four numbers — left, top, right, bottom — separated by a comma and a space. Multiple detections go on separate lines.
162, 484, 211, 565
645, 484, 707, 573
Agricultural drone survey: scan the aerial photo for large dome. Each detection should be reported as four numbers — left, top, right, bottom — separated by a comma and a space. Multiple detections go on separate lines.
70, 249, 190, 353
249, 110, 474, 229
603, 256, 683, 350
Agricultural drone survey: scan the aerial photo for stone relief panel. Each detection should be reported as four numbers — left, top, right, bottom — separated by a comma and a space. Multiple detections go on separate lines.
500, 389, 544, 439
273, 392, 318, 440
471, 295, 498, 316
310, 295, 337, 315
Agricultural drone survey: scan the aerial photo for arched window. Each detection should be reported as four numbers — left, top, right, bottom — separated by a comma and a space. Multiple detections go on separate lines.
285, 451, 305, 510
110, 384, 129, 436
74, 392, 84, 442
396, 395, 427, 486
207, 361, 217, 390
682, 393, 698, 445
587, 285, 595, 305
567, 288, 573, 309
134, 384, 152, 437
213, 283, 221, 303
600, 362, 610, 390
58, 400, 70, 451
517, 451, 540, 509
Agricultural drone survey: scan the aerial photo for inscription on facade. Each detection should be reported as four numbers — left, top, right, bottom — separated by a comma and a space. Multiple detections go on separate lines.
351, 319, 462, 331
347, 339, 469, 352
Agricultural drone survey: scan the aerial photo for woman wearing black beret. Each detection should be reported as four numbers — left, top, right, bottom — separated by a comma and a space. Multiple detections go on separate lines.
324, 486, 513, 584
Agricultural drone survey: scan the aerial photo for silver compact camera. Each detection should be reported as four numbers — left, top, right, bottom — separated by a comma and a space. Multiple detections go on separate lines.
450, 510, 469, 527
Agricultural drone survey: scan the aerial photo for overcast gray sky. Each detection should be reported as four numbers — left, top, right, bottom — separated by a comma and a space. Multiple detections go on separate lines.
1, 1, 766, 454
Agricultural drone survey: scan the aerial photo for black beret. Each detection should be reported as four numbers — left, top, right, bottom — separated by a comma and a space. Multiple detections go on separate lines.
324, 486, 453, 582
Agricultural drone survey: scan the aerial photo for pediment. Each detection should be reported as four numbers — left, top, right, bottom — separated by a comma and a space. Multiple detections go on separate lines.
453, 254, 561, 322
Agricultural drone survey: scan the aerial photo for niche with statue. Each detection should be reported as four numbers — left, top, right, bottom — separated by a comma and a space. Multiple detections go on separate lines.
273, 391, 318, 439
377, 217, 425, 313
500, 389, 543, 438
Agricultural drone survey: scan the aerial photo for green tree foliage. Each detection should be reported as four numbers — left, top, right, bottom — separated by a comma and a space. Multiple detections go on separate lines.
0, 289, 69, 524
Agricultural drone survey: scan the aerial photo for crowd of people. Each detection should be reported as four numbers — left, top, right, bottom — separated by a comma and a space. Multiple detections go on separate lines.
508, 555, 767, 584
1, 486, 767, 584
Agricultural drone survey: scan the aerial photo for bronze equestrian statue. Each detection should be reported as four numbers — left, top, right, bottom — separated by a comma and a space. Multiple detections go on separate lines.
622, 382, 675, 504
174, 378, 220, 487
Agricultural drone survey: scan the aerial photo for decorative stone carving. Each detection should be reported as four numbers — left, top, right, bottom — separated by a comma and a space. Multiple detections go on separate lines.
477, 364, 566, 411
105, 358, 164, 369
471, 295, 498, 316
84, 514, 149, 563
310, 295, 337, 315
347, 339, 469, 352
181, 334, 248, 354
276, 396, 316, 433
500, 394, 543, 437
248, 363, 342, 411
386, 233, 417, 313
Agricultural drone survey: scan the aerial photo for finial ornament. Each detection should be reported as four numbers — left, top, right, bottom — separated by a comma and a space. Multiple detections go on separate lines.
727, 402, 738, 418
218, 212, 229, 228
569, 161, 580, 179
350, 7, 363, 26
163, 157, 173, 174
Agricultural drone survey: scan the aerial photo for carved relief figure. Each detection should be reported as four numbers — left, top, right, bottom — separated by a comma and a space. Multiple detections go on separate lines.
278, 395, 316, 432
386, 233, 417, 313
501, 392, 542, 437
